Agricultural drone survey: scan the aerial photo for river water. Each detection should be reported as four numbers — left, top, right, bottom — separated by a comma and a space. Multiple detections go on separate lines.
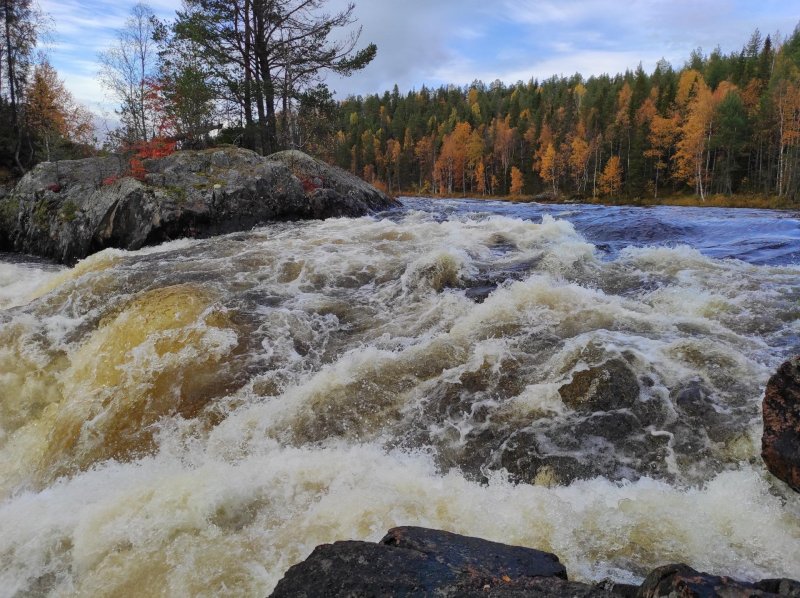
1, 198, 799, 596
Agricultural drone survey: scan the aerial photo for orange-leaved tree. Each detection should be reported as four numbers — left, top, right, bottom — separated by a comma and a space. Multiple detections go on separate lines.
539, 143, 561, 194
599, 155, 623, 197
491, 115, 517, 192
26, 60, 95, 161
510, 166, 524, 196
645, 113, 680, 198
773, 75, 800, 197
674, 73, 716, 200
568, 129, 591, 194
435, 122, 472, 193
475, 160, 487, 195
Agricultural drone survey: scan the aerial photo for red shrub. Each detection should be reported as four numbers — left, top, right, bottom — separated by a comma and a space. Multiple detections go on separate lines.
106, 137, 178, 185
130, 137, 177, 160
129, 158, 147, 181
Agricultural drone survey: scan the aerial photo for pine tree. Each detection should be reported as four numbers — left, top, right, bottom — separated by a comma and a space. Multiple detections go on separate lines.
174, 0, 375, 154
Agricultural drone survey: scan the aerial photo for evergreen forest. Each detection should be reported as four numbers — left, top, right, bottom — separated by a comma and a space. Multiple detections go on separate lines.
0, 0, 799, 205
319, 28, 800, 202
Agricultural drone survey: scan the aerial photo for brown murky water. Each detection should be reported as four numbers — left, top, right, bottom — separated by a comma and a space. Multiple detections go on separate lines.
1, 200, 799, 596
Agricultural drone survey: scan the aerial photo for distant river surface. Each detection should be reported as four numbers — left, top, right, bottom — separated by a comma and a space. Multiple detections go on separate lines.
1, 198, 799, 595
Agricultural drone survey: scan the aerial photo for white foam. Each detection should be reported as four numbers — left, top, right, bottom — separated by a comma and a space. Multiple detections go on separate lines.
0, 442, 797, 596
0, 261, 64, 310
1, 208, 799, 595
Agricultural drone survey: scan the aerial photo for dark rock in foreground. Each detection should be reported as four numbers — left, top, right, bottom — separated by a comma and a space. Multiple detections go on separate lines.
269, 527, 800, 598
0, 147, 397, 264
269, 527, 629, 597
638, 564, 800, 597
762, 356, 800, 492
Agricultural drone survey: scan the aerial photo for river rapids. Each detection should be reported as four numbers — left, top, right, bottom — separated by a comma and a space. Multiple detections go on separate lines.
1, 198, 799, 596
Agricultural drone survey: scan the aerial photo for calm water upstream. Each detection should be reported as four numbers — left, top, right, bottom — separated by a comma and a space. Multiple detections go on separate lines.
1, 198, 799, 595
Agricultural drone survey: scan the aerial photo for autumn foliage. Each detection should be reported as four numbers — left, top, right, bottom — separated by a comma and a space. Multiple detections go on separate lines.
510, 167, 524, 196
599, 156, 623, 196
100, 138, 177, 186
25, 60, 95, 161
324, 27, 800, 201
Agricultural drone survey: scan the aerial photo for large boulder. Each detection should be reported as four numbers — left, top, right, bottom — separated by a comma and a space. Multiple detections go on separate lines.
762, 356, 800, 492
269, 527, 800, 598
0, 147, 397, 264
269, 527, 634, 597
267, 149, 392, 214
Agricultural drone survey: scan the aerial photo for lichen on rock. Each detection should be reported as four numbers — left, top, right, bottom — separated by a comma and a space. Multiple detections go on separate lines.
0, 147, 398, 264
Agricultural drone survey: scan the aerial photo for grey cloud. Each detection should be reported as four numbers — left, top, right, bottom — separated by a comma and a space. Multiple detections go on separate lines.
325, 0, 487, 96
40, 0, 800, 111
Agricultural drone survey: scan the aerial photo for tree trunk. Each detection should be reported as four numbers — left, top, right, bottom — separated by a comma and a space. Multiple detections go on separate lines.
4, 0, 17, 128
253, 63, 268, 155
654, 165, 659, 199
242, 0, 256, 150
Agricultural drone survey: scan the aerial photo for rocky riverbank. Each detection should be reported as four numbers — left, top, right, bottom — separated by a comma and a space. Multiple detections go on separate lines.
0, 147, 396, 264
763, 356, 800, 493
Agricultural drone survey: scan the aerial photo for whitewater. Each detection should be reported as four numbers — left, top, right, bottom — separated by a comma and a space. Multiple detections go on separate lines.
1, 198, 799, 596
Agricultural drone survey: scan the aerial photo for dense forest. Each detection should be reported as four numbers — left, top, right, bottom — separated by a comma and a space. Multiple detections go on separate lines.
0, 0, 799, 203
320, 28, 800, 201
0, 0, 95, 177
0, 0, 376, 178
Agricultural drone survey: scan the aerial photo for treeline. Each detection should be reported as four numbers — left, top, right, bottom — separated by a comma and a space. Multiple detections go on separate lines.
3, 0, 800, 206
98, 0, 375, 157
0, 0, 376, 179
0, 1, 95, 178
320, 28, 800, 201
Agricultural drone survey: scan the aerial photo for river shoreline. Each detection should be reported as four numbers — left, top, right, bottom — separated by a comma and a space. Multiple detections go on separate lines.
399, 191, 800, 211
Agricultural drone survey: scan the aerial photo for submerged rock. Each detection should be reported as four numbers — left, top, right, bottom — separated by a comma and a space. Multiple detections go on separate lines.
558, 358, 641, 412
0, 147, 397, 264
762, 356, 800, 492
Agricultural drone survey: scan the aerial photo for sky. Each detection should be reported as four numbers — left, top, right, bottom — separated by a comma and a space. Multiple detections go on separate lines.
39, 0, 800, 119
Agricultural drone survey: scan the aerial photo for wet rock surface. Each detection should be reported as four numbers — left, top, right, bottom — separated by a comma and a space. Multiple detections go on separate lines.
558, 358, 641, 412
638, 564, 800, 597
0, 147, 397, 264
762, 356, 800, 492
269, 527, 623, 597
269, 527, 799, 597
397, 345, 754, 486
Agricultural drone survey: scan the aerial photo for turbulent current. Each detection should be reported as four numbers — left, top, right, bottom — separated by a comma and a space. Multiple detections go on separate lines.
1, 198, 799, 596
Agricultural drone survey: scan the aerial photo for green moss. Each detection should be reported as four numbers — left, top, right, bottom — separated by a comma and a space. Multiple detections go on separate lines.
192, 180, 223, 192
164, 185, 188, 204
0, 197, 19, 226
33, 199, 51, 228
60, 200, 78, 223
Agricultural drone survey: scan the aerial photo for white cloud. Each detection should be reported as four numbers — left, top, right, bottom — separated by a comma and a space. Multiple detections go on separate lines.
39, 0, 181, 115
35, 0, 800, 110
